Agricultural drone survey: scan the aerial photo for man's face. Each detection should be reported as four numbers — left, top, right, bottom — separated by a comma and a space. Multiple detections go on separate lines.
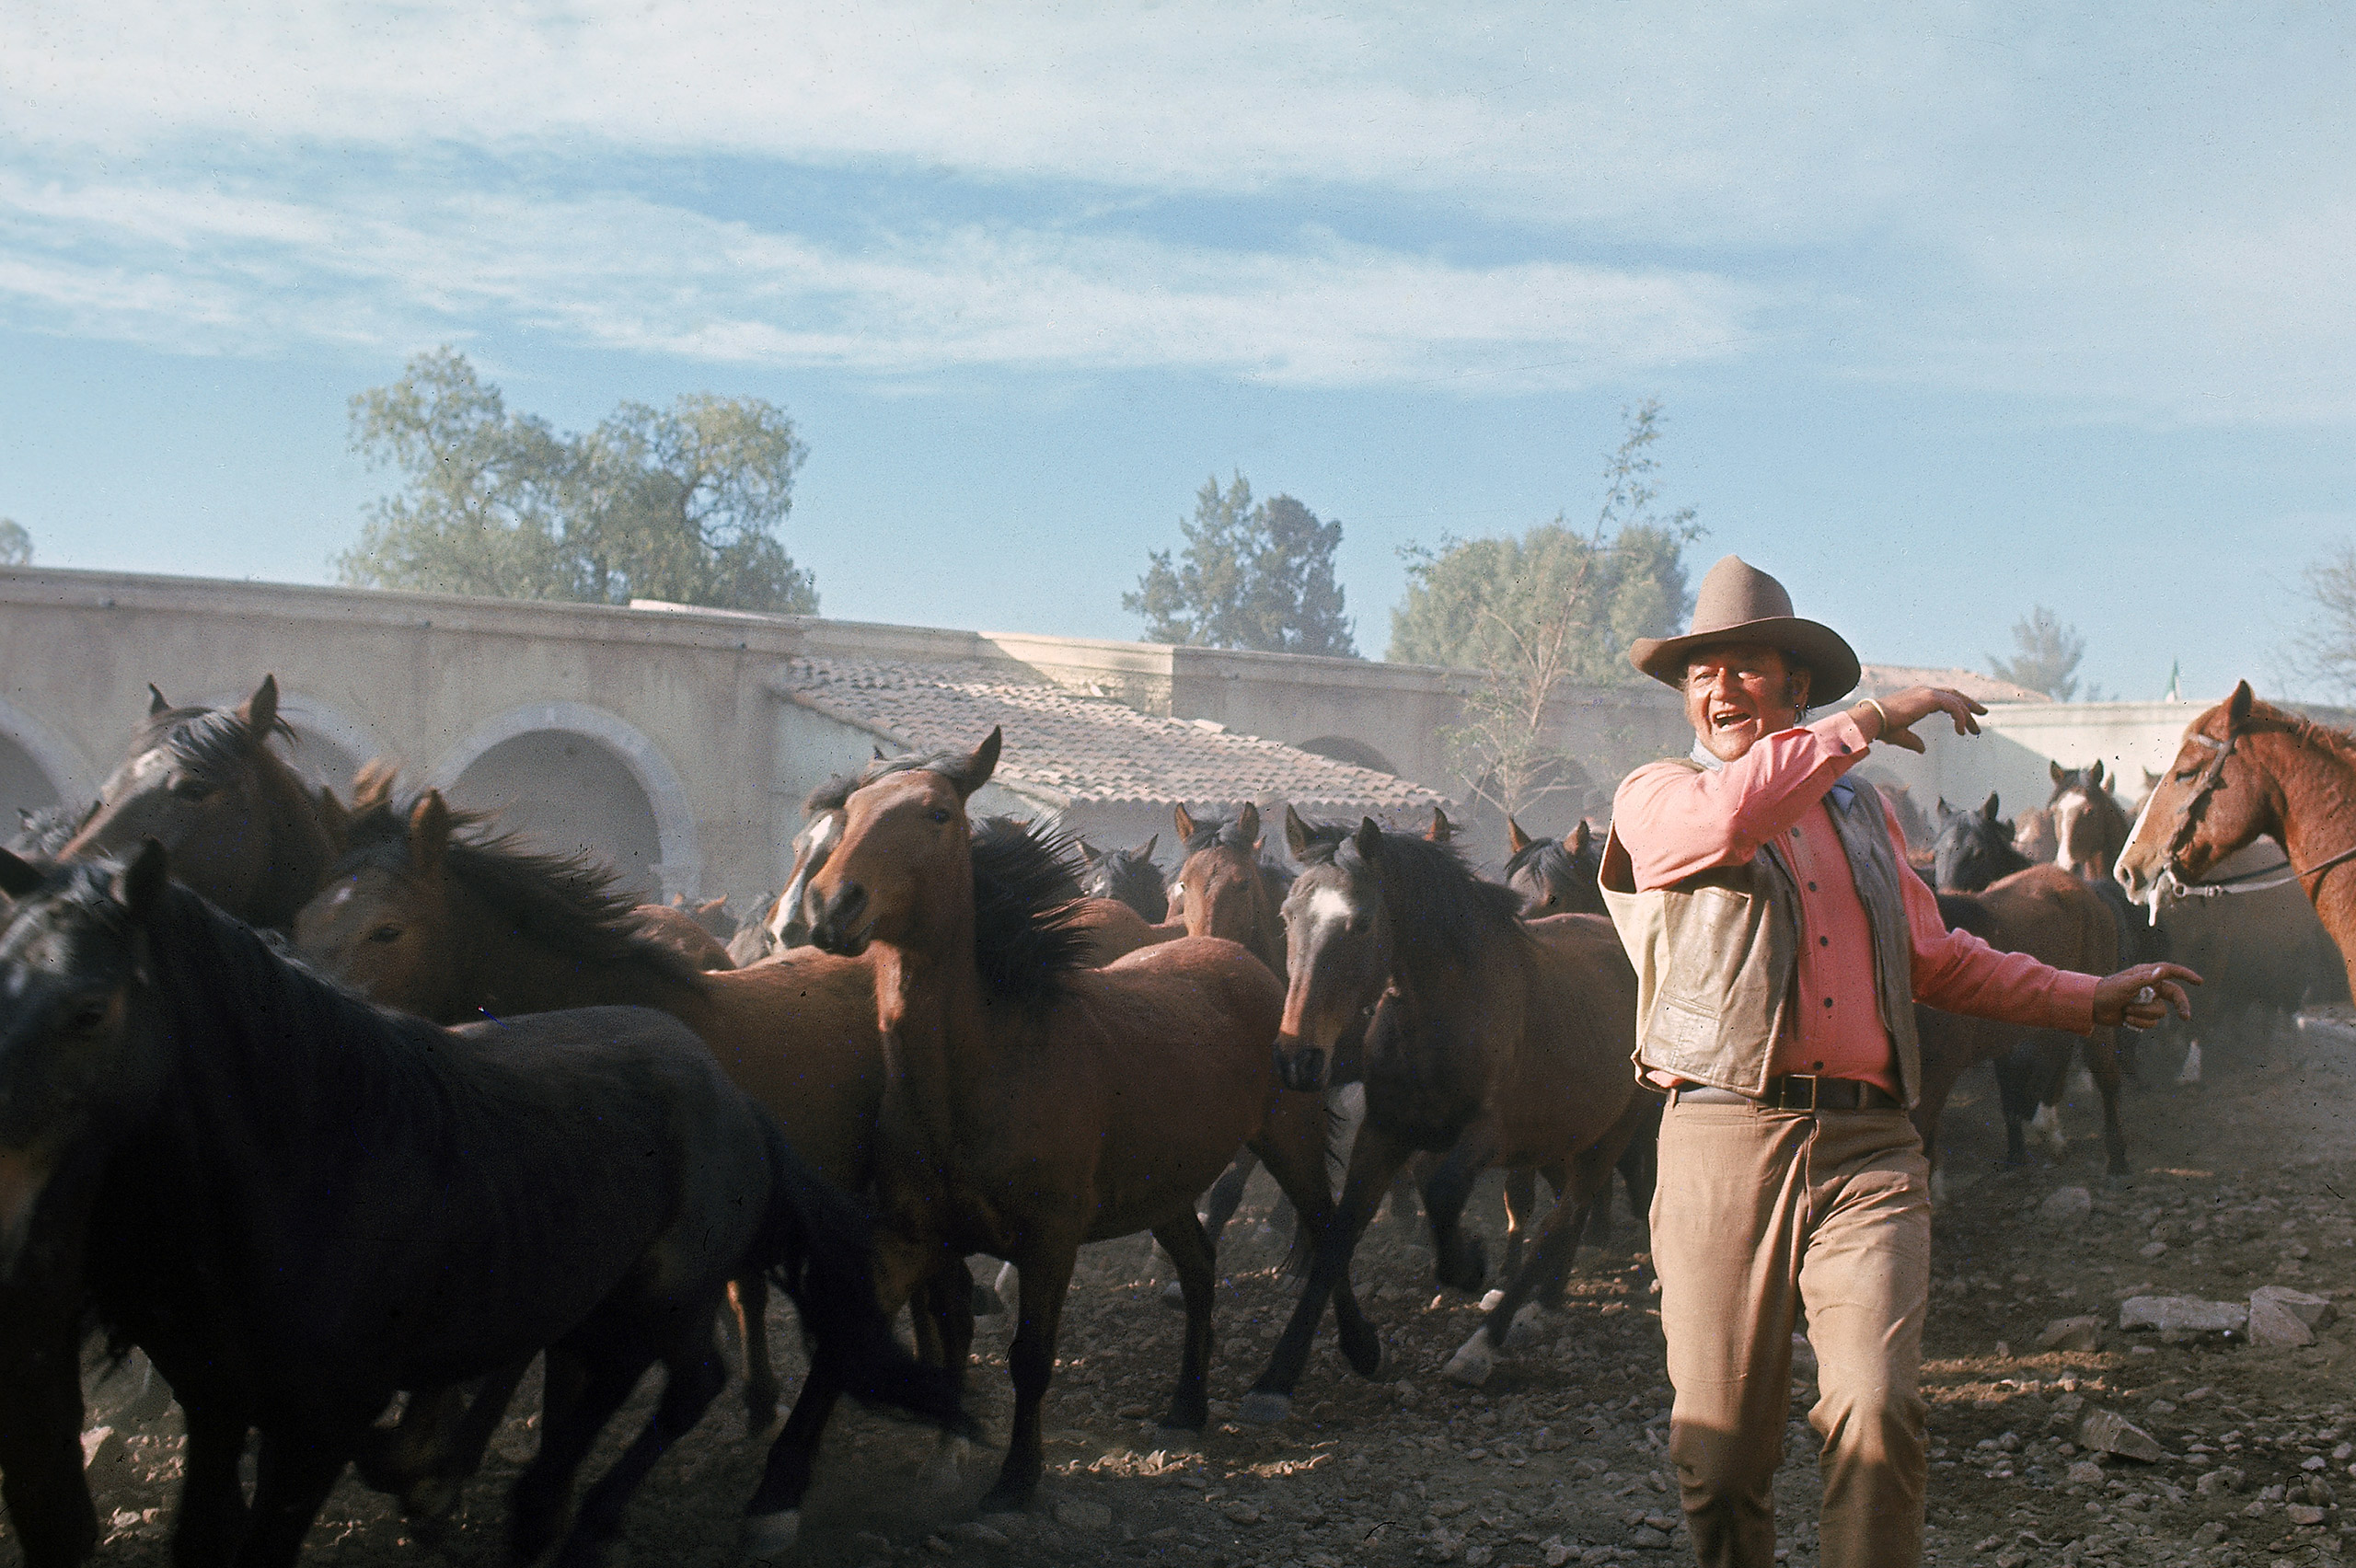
1684, 644, 1807, 762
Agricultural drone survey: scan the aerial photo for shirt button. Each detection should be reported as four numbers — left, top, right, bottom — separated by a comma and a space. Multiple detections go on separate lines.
1819, 936, 1831, 947
1807, 882, 1818, 892
1824, 997, 1835, 1009
1792, 826, 1802, 838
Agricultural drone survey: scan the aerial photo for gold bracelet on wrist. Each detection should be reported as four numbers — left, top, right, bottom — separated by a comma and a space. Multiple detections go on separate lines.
1857, 698, 1891, 739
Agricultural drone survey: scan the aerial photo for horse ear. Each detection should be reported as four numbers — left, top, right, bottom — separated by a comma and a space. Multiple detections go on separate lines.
699, 894, 726, 915
2050, 760, 2066, 785
872, 744, 887, 760
1507, 816, 1532, 855
2144, 768, 2163, 790
113, 839, 167, 920
1981, 793, 2001, 822
1427, 805, 1451, 842
1355, 817, 1382, 860
1284, 804, 1311, 859
409, 791, 452, 875
1077, 840, 1102, 865
352, 757, 399, 812
1237, 801, 1260, 843
2228, 679, 2255, 729
1174, 803, 1198, 842
948, 727, 1001, 800
1139, 834, 1158, 860
0, 847, 42, 899
2089, 761, 2106, 788
237, 674, 280, 745
315, 786, 349, 845
668, 891, 688, 907
1567, 820, 1593, 855
146, 683, 171, 716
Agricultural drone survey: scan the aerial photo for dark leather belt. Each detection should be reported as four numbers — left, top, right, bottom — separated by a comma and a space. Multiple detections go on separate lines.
1675, 1075, 1902, 1113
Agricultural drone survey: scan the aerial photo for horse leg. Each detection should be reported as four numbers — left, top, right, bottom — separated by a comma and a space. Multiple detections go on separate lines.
916, 1261, 979, 1495
1992, 1047, 2037, 1167
0, 1336, 98, 1568
1241, 1115, 1412, 1423
236, 1429, 349, 1568
171, 1398, 253, 1568
1498, 1167, 1538, 1289
744, 1366, 842, 1559
1165, 1148, 1258, 1308
2027, 1035, 2073, 1160
1421, 1121, 1502, 1295
509, 1346, 649, 1564
1530, 1163, 1573, 1310
1444, 1147, 1616, 1389
731, 1274, 781, 1433
1250, 1083, 1383, 1377
980, 1243, 1080, 1513
2085, 1030, 2131, 1178
552, 1310, 729, 1568
1151, 1215, 1218, 1430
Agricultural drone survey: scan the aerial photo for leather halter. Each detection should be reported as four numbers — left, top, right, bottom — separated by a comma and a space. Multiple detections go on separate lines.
2147, 722, 2356, 912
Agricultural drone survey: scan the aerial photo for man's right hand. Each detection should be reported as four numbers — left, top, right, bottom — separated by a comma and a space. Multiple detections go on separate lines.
1862, 686, 1988, 753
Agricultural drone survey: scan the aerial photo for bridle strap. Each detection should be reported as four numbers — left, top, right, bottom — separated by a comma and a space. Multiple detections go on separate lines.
2157, 722, 2356, 902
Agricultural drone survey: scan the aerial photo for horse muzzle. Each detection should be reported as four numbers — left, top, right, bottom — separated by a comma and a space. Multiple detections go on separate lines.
1273, 1042, 1329, 1094
804, 882, 871, 956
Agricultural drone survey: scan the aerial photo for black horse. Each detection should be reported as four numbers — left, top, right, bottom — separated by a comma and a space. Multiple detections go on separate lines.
1077, 835, 1170, 923
1500, 816, 1607, 917
0, 843, 964, 1568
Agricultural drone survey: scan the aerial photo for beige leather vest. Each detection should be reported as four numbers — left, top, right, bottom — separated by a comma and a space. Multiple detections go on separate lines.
1600, 761, 1922, 1106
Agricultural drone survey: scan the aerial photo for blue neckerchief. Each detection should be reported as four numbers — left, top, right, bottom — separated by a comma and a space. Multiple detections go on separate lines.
1692, 729, 1855, 806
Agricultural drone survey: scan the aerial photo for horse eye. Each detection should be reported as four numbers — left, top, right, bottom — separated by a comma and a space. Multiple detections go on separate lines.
367, 925, 403, 944
69, 1001, 109, 1033
930, 808, 952, 824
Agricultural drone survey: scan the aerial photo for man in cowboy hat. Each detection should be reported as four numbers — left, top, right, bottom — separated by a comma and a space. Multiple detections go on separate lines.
1598, 555, 2197, 1568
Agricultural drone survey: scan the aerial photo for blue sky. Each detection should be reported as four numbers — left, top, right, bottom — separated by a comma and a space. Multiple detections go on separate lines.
2, 3, 2350, 701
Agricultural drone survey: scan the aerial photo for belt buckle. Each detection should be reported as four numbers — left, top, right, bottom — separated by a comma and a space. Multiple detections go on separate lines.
1790, 1072, 1821, 1112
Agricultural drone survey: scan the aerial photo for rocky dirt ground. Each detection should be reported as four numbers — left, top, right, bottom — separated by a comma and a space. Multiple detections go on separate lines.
11, 1008, 2356, 1568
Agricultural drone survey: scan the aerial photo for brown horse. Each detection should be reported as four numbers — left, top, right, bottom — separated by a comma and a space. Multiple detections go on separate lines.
2049, 760, 2131, 880
792, 730, 1367, 1522
1246, 813, 1646, 1412
1502, 816, 1606, 917
2119, 682, 2356, 1030
64, 674, 338, 932
628, 902, 738, 970
293, 788, 950, 1445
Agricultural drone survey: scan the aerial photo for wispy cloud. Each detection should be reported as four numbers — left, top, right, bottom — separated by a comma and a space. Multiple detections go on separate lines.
0, 174, 1759, 387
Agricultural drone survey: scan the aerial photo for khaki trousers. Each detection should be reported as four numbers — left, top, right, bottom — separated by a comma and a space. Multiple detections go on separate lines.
1650, 1096, 1931, 1568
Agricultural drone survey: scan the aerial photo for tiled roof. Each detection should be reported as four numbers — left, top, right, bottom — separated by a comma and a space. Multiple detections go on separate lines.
781, 655, 1449, 812
1855, 663, 2050, 704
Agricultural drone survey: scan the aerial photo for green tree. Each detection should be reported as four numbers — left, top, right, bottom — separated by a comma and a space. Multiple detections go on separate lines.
337, 349, 816, 613
0, 519, 29, 567
1124, 473, 1357, 656
1988, 605, 2087, 701
1390, 400, 1701, 817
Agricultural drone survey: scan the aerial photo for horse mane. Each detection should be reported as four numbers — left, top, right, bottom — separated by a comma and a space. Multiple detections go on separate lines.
965, 817, 1091, 1005
1297, 819, 1527, 963
329, 793, 707, 991
2247, 696, 2356, 763
135, 702, 298, 785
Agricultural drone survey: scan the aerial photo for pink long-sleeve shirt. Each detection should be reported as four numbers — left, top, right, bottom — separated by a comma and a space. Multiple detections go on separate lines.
1612, 709, 2099, 1094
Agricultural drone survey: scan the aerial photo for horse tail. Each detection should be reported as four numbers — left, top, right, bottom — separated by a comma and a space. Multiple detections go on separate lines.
751, 1114, 973, 1435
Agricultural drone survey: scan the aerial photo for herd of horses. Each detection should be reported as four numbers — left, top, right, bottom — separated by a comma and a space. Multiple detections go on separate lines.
3, 672, 2353, 1567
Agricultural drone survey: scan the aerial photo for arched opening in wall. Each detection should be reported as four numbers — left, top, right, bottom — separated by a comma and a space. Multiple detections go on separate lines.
1297, 735, 1397, 776
0, 732, 64, 840
447, 732, 664, 904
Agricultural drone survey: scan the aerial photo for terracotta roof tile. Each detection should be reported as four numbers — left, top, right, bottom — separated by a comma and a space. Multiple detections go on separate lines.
782, 655, 1449, 812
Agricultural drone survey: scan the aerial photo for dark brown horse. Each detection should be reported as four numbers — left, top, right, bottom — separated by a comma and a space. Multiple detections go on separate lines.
1931, 801, 2130, 1174
1078, 835, 1170, 922
1501, 816, 1605, 917
1243, 813, 1646, 1413
0, 844, 963, 1568
63, 675, 337, 933
2049, 760, 2131, 880
795, 730, 1367, 1521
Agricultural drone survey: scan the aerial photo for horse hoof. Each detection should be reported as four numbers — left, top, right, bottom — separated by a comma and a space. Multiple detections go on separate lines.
977, 1482, 1034, 1516
918, 1435, 972, 1493
1158, 1397, 1209, 1431
400, 1476, 462, 1522
1503, 1303, 1545, 1353
1442, 1326, 1497, 1388
1339, 1320, 1385, 1378
743, 1509, 801, 1559
1238, 1390, 1293, 1424
1477, 1288, 1507, 1312
1158, 1279, 1188, 1310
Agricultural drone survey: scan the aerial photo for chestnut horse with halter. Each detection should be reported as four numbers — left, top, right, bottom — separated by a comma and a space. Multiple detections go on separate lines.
2119, 681, 2356, 991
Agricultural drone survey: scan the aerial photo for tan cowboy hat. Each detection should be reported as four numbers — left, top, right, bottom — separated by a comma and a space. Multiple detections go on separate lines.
1628, 554, 1861, 704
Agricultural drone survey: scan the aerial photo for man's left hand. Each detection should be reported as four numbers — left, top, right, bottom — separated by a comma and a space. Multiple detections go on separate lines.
2091, 963, 2202, 1029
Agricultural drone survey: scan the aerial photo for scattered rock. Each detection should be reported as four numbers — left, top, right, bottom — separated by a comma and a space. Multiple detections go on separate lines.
2040, 1187, 2094, 1225
1219, 1501, 1263, 1526
2254, 1284, 2338, 1328
1542, 1540, 1576, 1567
2119, 1295, 2247, 1335
2077, 1408, 2165, 1462
2290, 1503, 2329, 1526
2197, 1467, 2247, 1496
2036, 1315, 2103, 1352
2193, 1520, 2229, 1545
953, 1522, 1011, 1547
1628, 1524, 1672, 1550
1055, 1500, 1112, 1532
2248, 1291, 2317, 1347
2066, 1460, 2107, 1486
